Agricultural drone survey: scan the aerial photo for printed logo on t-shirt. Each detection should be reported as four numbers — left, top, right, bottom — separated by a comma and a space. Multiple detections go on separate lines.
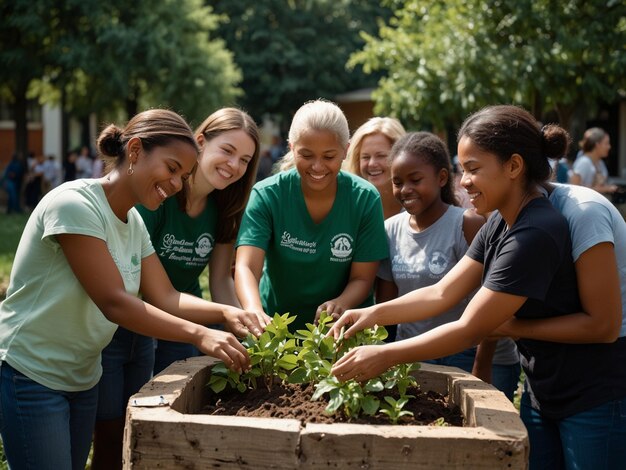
158, 232, 213, 267
428, 250, 450, 275
330, 233, 353, 262
390, 253, 423, 280
280, 231, 317, 254
195, 234, 214, 258
109, 249, 141, 281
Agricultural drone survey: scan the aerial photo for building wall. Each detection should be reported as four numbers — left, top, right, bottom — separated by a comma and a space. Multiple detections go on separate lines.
0, 124, 43, 167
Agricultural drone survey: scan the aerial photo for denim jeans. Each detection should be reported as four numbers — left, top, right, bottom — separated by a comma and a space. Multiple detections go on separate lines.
0, 361, 98, 470
153, 339, 200, 376
423, 348, 521, 402
521, 391, 626, 469
97, 327, 154, 421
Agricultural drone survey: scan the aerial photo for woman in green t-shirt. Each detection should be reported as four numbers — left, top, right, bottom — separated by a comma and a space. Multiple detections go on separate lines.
235, 99, 389, 332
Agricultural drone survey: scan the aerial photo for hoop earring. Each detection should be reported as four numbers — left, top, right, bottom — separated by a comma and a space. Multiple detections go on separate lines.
127, 161, 134, 175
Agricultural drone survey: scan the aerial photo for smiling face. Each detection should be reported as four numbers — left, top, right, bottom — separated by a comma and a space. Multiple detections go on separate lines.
358, 132, 393, 189
391, 151, 447, 219
196, 129, 256, 191
293, 129, 346, 194
457, 136, 512, 215
133, 139, 198, 210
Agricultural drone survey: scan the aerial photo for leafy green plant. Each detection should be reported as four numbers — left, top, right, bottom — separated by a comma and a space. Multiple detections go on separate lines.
208, 312, 421, 424
379, 396, 414, 424
208, 313, 298, 392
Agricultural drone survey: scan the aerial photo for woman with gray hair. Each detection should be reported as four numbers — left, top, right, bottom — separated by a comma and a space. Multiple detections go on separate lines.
235, 99, 388, 331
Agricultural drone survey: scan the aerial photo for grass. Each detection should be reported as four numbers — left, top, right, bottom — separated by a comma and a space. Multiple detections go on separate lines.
0, 213, 28, 300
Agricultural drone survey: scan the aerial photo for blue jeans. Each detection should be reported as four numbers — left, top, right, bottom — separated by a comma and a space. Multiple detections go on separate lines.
153, 339, 200, 375
424, 348, 521, 402
521, 391, 626, 469
0, 361, 98, 470
3, 179, 22, 213
97, 327, 154, 421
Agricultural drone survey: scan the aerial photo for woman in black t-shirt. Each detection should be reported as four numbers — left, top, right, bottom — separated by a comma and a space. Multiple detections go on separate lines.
329, 105, 626, 469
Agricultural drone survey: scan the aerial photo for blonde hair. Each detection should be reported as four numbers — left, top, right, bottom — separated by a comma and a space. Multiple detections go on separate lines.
278, 99, 350, 171
346, 117, 406, 176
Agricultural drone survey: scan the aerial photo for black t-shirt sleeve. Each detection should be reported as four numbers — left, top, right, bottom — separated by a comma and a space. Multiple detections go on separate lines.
483, 225, 562, 300
465, 219, 488, 263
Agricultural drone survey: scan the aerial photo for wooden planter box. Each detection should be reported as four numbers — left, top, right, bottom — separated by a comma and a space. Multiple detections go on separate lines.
123, 356, 528, 469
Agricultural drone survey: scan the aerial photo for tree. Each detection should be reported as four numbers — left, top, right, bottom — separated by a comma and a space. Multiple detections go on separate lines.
0, 0, 55, 159
350, 0, 626, 131
210, 0, 391, 126
84, 0, 242, 126
1, 0, 241, 162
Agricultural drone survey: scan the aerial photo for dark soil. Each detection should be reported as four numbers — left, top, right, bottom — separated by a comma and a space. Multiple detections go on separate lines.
200, 382, 464, 426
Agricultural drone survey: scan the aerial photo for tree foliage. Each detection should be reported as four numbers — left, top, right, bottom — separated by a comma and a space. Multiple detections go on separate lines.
0, 0, 241, 159
210, 0, 391, 125
350, 0, 626, 130
83, 0, 242, 126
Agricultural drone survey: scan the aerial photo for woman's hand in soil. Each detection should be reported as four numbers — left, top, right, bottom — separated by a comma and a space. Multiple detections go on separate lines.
326, 306, 376, 340
223, 306, 271, 338
331, 345, 390, 382
197, 328, 250, 373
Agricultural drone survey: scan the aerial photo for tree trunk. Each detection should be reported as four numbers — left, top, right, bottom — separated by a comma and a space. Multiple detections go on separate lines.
12, 80, 29, 161
61, 85, 70, 156
555, 103, 574, 134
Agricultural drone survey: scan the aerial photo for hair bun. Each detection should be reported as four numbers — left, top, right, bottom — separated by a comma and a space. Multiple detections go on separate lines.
541, 124, 570, 160
97, 124, 124, 157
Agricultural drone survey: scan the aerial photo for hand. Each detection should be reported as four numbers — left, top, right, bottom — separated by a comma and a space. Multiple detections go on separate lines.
315, 299, 346, 324
196, 328, 250, 373
326, 306, 377, 340
331, 344, 391, 382
223, 306, 271, 338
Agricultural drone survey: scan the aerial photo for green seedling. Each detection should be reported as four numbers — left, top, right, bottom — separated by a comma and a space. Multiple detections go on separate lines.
208, 311, 423, 424
379, 396, 414, 424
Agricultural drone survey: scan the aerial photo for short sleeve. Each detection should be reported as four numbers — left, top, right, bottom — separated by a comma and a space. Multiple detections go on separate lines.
42, 189, 107, 241
484, 226, 561, 299
572, 158, 595, 187
236, 186, 273, 250
352, 190, 388, 262
567, 201, 615, 261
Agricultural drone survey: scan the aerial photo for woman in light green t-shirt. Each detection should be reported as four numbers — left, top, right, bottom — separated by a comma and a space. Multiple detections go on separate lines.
235, 100, 389, 332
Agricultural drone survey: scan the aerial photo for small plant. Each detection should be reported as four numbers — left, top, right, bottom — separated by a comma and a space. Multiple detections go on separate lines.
208, 312, 421, 424
208, 313, 298, 392
379, 396, 414, 424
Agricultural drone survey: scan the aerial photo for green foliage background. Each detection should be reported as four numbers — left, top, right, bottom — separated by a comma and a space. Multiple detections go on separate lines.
350, 0, 626, 131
